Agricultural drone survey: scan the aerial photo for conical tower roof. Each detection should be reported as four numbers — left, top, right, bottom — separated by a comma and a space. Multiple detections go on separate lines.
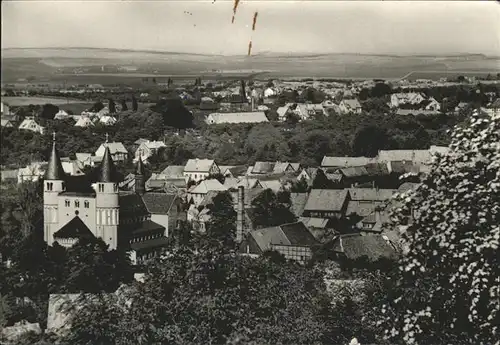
45, 135, 66, 180
135, 156, 145, 175
99, 145, 118, 183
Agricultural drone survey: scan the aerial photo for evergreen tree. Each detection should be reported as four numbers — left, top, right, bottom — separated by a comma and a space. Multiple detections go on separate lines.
108, 98, 116, 113
121, 100, 128, 111
131, 96, 138, 111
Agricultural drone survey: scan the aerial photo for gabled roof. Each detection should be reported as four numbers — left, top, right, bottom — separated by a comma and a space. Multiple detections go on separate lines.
279, 222, 318, 246
251, 161, 275, 174
304, 189, 349, 212
377, 150, 431, 163
45, 142, 66, 180
184, 159, 215, 173
98, 142, 128, 154
341, 99, 362, 109
131, 219, 165, 235
159, 165, 185, 178
299, 217, 329, 229
54, 216, 94, 239
188, 179, 227, 194
249, 221, 317, 252
321, 156, 374, 168
119, 192, 149, 217
140, 193, 177, 214
347, 188, 397, 202
259, 180, 282, 192
333, 233, 397, 261
206, 112, 268, 124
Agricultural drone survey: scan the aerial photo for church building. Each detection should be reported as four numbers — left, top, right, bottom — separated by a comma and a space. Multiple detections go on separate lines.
43, 134, 185, 264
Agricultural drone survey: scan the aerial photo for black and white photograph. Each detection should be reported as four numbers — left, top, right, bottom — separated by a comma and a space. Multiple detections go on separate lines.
1, 0, 499, 344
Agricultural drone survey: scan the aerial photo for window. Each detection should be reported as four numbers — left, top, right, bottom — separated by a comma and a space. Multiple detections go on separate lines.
61, 182, 66, 191
46, 182, 53, 191
106, 210, 112, 225
75, 200, 80, 208
113, 184, 118, 192
98, 184, 104, 192
65, 200, 70, 207
84, 201, 89, 208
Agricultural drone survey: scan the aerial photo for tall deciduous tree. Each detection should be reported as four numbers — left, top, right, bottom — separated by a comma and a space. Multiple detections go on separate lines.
251, 189, 297, 228
121, 100, 128, 112
381, 109, 500, 345
131, 96, 138, 111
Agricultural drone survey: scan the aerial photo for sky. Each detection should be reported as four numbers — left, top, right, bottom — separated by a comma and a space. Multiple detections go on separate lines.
2, 0, 500, 56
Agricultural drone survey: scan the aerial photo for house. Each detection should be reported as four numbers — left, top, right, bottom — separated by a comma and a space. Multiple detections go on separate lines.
277, 103, 294, 121
99, 115, 117, 126
17, 162, 47, 184
224, 177, 263, 190
1, 102, 11, 116
61, 161, 85, 177
74, 116, 94, 128
74, 153, 101, 168
294, 103, 327, 120
345, 188, 397, 219
454, 102, 469, 113
188, 179, 227, 206
377, 149, 434, 165
147, 165, 186, 192
263, 87, 277, 98
241, 222, 318, 264
134, 140, 166, 163
390, 92, 426, 108
424, 97, 441, 111
331, 233, 397, 263
18, 118, 45, 134
338, 99, 362, 114
303, 189, 350, 219
321, 156, 374, 168
54, 110, 70, 120
183, 159, 220, 183
95, 142, 128, 163
140, 193, 185, 237
1, 119, 14, 128
205, 112, 269, 125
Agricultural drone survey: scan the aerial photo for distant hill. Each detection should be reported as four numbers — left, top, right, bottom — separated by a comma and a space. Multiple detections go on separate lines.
1, 47, 499, 83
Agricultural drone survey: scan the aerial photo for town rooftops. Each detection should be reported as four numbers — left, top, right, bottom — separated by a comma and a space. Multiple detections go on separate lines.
347, 188, 397, 202
159, 165, 185, 178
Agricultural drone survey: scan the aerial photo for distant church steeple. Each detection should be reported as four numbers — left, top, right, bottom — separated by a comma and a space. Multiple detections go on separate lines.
45, 132, 66, 180
134, 156, 146, 195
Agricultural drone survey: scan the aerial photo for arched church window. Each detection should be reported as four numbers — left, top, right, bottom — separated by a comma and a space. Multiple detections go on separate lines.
65, 200, 70, 207
84, 201, 89, 208
75, 200, 80, 208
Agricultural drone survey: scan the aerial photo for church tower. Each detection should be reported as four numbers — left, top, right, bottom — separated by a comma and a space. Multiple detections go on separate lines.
134, 156, 146, 195
95, 145, 120, 249
44, 133, 66, 245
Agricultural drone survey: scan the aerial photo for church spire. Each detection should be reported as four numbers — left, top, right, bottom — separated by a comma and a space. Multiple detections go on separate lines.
45, 132, 66, 180
99, 146, 118, 183
134, 156, 146, 194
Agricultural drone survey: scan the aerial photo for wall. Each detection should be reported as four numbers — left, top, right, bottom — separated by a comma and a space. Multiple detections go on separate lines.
272, 244, 312, 264
57, 196, 97, 233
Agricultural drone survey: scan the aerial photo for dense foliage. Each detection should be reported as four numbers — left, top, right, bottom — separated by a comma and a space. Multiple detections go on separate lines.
63, 232, 332, 345
380, 109, 500, 344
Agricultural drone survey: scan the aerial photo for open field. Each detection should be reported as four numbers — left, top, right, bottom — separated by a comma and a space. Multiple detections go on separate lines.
2, 96, 92, 106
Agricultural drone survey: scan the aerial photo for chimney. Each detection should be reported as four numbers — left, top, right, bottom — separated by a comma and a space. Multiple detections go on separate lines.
236, 186, 245, 243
